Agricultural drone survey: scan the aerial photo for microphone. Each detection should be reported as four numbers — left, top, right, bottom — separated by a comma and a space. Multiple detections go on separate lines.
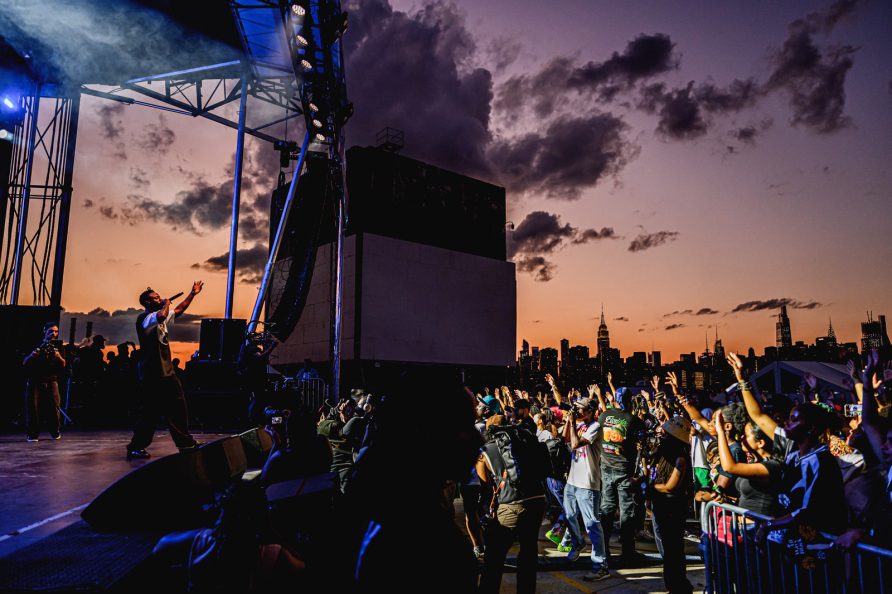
168, 291, 184, 301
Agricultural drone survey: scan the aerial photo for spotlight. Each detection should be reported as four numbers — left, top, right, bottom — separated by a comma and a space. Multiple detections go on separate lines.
300, 59, 313, 71
308, 102, 320, 113
2, 97, 15, 110
314, 132, 327, 142
0, 129, 10, 140
296, 34, 309, 47
312, 118, 323, 128
291, 4, 306, 16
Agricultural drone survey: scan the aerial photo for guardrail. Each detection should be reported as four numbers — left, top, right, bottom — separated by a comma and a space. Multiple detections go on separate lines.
275, 377, 330, 412
703, 501, 892, 594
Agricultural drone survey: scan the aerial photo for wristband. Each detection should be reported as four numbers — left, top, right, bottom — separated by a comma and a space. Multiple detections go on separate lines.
738, 381, 751, 392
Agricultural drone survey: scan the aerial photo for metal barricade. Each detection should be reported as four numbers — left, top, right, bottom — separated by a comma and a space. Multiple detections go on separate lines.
291, 377, 329, 412
704, 501, 892, 594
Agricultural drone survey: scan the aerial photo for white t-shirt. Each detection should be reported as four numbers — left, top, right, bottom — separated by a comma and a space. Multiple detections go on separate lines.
691, 421, 714, 470
536, 428, 553, 443
142, 307, 175, 344
567, 421, 601, 490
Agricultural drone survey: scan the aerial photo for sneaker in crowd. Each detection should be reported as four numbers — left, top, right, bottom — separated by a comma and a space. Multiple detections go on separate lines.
126, 449, 151, 460
545, 529, 563, 545
566, 547, 583, 562
582, 567, 610, 582
26, 436, 39, 442
50, 433, 61, 440
557, 544, 573, 553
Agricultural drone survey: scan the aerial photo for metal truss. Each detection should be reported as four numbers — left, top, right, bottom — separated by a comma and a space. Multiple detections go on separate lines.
0, 91, 80, 307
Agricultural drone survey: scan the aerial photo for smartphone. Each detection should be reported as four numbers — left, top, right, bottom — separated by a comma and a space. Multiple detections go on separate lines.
844, 404, 862, 417
272, 416, 284, 425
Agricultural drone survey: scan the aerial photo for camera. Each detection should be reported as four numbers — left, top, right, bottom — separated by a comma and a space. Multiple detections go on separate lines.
36, 340, 61, 357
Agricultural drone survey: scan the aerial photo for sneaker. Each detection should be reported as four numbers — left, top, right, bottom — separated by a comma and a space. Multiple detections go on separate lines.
582, 567, 610, 582
179, 441, 203, 452
473, 546, 484, 560
126, 449, 151, 460
546, 529, 563, 545
566, 547, 582, 562
557, 544, 573, 553
26, 437, 39, 442
50, 433, 61, 440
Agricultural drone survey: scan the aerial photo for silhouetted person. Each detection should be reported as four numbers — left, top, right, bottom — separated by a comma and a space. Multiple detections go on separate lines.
296, 358, 319, 381
22, 322, 66, 441
126, 282, 203, 460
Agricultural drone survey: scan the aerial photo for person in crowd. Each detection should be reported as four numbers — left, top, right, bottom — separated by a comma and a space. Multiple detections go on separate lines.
561, 396, 610, 581
597, 382, 645, 567
513, 398, 536, 433
262, 408, 332, 484
22, 322, 66, 441
478, 404, 548, 593
125, 282, 203, 460
647, 415, 694, 594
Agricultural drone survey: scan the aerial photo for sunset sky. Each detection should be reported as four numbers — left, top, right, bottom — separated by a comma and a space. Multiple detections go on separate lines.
6, 0, 890, 362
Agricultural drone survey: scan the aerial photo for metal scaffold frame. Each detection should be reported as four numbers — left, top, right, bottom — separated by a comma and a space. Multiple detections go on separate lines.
0, 90, 80, 308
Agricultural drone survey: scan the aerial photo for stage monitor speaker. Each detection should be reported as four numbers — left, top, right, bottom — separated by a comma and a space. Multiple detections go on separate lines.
199, 318, 246, 361
81, 435, 255, 531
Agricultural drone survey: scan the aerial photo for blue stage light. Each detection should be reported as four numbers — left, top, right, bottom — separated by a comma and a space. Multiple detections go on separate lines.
0, 129, 11, 141
291, 4, 306, 17
2, 96, 16, 110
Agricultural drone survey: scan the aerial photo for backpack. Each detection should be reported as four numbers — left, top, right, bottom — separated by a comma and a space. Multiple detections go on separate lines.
490, 425, 548, 501
543, 437, 571, 479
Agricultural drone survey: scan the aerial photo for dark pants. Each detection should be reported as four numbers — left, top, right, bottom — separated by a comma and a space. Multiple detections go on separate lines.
600, 465, 638, 558
652, 495, 693, 594
127, 375, 195, 450
25, 378, 60, 438
479, 497, 546, 594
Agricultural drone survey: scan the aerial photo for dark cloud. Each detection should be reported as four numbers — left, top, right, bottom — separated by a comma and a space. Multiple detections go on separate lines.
490, 113, 636, 199
696, 308, 720, 315
60, 306, 204, 344
99, 205, 117, 220
614, 316, 629, 322
665, 323, 685, 331
764, 3, 859, 134
664, 309, 694, 318
486, 36, 522, 73
83, 198, 94, 208
514, 255, 555, 282
495, 33, 678, 117
136, 115, 176, 155
507, 211, 619, 281
628, 230, 679, 252
129, 167, 150, 189
192, 243, 268, 285
96, 103, 124, 140
730, 298, 823, 313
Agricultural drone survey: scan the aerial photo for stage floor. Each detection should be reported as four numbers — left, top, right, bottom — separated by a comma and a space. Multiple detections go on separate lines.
0, 429, 230, 558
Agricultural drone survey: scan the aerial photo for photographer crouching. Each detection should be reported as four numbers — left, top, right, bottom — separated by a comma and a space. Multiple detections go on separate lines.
22, 322, 66, 442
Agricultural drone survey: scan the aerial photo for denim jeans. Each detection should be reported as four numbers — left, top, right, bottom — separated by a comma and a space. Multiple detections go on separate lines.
563, 483, 607, 570
599, 465, 638, 557
546, 477, 567, 526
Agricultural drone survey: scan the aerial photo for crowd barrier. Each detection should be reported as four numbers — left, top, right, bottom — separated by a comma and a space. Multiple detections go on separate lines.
292, 377, 329, 411
704, 501, 891, 594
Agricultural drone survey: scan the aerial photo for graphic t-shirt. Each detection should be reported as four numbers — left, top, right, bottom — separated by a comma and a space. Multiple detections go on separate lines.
567, 421, 602, 490
597, 408, 643, 471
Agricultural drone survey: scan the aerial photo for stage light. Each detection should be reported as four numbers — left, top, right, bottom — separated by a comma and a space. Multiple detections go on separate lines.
300, 59, 313, 71
291, 4, 306, 16
314, 132, 326, 142
0, 129, 11, 141
2, 97, 15, 110
312, 118, 323, 128
308, 102, 320, 113
296, 34, 309, 47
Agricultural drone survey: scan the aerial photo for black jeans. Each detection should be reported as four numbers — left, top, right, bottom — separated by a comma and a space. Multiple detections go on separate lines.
479, 497, 546, 594
652, 495, 693, 594
25, 378, 60, 438
127, 375, 196, 450
600, 465, 637, 557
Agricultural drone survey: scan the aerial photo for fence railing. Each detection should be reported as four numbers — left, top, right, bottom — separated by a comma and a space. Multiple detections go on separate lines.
274, 377, 330, 412
704, 501, 892, 594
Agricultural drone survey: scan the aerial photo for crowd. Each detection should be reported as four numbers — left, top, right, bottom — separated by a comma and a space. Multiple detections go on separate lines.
139, 347, 892, 593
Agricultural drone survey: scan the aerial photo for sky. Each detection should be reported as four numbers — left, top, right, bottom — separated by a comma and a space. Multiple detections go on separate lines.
3, 0, 891, 362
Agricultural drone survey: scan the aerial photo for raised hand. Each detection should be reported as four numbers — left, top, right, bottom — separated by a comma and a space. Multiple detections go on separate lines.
862, 349, 880, 387
665, 371, 679, 390
804, 372, 818, 391
726, 352, 744, 380
545, 373, 555, 386
606, 371, 612, 383
651, 375, 660, 391
192, 280, 204, 294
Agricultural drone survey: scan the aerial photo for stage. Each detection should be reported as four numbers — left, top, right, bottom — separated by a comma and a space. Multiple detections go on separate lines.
0, 429, 230, 559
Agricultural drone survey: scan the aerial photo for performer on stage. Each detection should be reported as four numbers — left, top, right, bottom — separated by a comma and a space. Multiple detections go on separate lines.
126, 281, 203, 460
22, 322, 66, 442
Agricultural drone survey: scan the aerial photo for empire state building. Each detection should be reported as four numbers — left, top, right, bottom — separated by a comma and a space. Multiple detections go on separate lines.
597, 305, 610, 373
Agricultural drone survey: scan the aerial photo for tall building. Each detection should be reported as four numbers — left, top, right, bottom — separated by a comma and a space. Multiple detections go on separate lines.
826, 318, 837, 347
776, 305, 793, 349
521, 339, 530, 356
713, 326, 726, 364
560, 338, 570, 374
540, 347, 559, 379
650, 351, 662, 370
862, 312, 885, 352
597, 304, 611, 374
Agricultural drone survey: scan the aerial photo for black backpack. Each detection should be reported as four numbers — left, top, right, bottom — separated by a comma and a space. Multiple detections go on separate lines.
490, 425, 548, 501
543, 437, 571, 479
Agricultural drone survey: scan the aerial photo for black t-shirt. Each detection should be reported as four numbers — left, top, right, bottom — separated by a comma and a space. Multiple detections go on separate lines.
736, 459, 783, 517
598, 408, 643, 471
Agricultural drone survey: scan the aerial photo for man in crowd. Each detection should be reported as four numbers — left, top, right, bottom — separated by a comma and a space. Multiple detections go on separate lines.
125, 281, 203, 460
22, 322, 66, 441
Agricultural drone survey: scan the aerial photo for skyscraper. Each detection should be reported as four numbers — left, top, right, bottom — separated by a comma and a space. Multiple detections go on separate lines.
862, 312, 884, 352
714, 326, 726, 364
826, 318, 837, 347
560, 338, 570, 374
776, 305, 793, 349
597, 304, 611, 375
